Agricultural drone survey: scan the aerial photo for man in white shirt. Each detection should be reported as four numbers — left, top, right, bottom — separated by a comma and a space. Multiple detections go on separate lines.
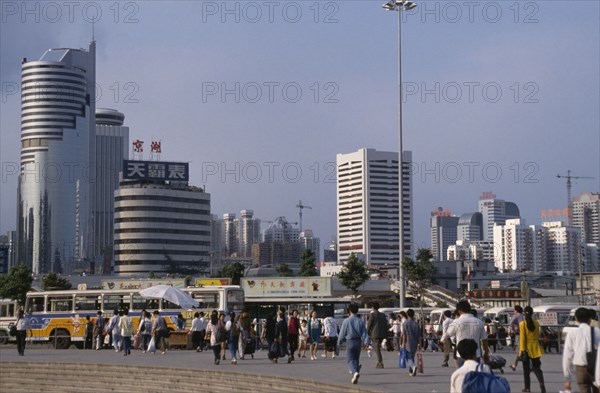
563, 308, 600, 393
441, 310, 453, 367
450, 338, 491, 393
441, 300, 490, 367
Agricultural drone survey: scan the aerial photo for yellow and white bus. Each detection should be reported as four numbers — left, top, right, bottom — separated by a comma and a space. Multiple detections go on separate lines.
23, 285, 244, 349
0, 298, 18, 345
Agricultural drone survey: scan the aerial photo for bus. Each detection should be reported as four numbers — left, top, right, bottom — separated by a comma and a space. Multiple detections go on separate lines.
23, 285, 244, 349
0, 298, 18, 345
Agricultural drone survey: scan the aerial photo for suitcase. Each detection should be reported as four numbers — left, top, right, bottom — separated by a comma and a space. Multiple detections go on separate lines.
489, 354, 506, 374
244, 338, 256, 359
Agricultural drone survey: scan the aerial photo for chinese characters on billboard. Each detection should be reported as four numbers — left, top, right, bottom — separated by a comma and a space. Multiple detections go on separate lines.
123, 160, 189, 182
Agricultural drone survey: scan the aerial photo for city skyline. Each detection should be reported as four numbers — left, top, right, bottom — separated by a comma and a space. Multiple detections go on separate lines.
1, 1, 599, 257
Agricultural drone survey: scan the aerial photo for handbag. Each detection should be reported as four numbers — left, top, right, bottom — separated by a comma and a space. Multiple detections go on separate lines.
417, 351, 424, 374
133, 334, 141, 349
147, 336, 156, 353
399, 347, 407, 369
587, 326, 597, 375
103, 334, 110, 345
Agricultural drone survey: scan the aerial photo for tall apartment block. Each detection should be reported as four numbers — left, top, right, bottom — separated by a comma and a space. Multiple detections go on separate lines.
430, 209, 459, 261
493, 218, 533, 272
17, 42, 96, 274
238, 210, 261, 257
572, 192, 600, 271
93, 108, 129, 273
336, 148, 413, 267
300, 229, 321, 260
479, 192, 520, 242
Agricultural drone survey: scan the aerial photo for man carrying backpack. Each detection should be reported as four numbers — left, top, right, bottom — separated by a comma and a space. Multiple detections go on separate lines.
451, 339, 492, 393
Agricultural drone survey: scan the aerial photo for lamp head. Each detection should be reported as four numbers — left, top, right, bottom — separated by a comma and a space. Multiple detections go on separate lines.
405, 1, 417, 10
382, 0, 396, 10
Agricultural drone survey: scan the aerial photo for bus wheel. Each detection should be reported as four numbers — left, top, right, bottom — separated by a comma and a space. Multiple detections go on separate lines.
53, 329, 71, 349
0, 330, 8, 345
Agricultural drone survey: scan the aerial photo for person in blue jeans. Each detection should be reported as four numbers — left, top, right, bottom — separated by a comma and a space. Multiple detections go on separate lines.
338, 303, 370, 385
402, 309, 422, 377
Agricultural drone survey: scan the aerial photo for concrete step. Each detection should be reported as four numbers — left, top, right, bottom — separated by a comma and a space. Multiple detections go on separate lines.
1, 362, 374, 393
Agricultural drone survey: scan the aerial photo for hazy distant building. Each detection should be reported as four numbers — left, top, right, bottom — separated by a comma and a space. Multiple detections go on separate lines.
323, 239, 337, 262
457, 212, 483, 242
430, 209, 459, 261
479, 192, 520, 242
210, 214, 223, 273
300, 229, 321, 260
572, 192, 600, 272
17, 42, 96, 274
542, 221, 582, 274
0, 236, 9, 274
336, 148, 413, 267
222, 213, 238, 256
447, 240, 494, 262
253, 217, 302, 266
238, 210, 261, 257
93, 108, 129, 273
113, 161, 210, 275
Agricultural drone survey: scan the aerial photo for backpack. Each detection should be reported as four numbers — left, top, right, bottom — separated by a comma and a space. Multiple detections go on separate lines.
9, 324, 17, 337
216, 323, 227, 342
230, 321, 241, 337
462, 364, 510, 393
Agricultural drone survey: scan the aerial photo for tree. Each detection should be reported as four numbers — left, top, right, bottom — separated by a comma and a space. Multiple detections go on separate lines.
41, 272, 72, 291
0, 264, 33, 307
402, 248, 437, 309
276, 263, 293, 277
337, 253, 369, 297
215, 262, 245, 285
298, 249, 317, 276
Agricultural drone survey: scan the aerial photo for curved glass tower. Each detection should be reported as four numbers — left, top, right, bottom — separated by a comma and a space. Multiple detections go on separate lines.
17, 42, 96, 274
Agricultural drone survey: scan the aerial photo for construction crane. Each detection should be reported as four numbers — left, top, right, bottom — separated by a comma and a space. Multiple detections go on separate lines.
557, 170, 594, 225
296, 200, 312, 232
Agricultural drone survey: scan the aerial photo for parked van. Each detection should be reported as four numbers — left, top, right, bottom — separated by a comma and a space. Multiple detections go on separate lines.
532, 304, 580, 327
483, 307, 514, 326
561, 306, 600, 342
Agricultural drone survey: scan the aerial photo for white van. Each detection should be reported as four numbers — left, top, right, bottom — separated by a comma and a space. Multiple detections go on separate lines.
561, 306, 600, 342
483, 307, 514, 326
533, 304, 580, 327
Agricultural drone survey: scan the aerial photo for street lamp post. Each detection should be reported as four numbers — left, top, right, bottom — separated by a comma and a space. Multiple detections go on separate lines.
382, 0, 416, 308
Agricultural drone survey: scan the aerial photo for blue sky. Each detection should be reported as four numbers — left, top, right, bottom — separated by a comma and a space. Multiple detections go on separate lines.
1, 1, 599, 255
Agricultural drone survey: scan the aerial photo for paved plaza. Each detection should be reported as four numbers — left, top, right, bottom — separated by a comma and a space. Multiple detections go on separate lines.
0, 344, 567, 392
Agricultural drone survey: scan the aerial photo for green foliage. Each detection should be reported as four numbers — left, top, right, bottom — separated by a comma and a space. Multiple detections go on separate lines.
298, 249, 317, 277
402, 248, 436, 305
276, 263, 293, 277
436, 300, 449, 308
41, 272, 72, 290
216, 262, 245, 285
0, 264, 33, 307
337, 253, 369, 297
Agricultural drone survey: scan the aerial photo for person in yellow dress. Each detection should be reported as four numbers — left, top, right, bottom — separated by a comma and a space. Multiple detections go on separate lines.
518, 306, 546, 393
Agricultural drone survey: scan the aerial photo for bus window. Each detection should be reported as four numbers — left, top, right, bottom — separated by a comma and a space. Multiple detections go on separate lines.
27, 296, 45, 312
132, 293, 151, 311
192, 292, 218, 310
47, 295, 73, 312
75, 294, 100, 311
103, 294, 131, 312
226, 290, 244, 312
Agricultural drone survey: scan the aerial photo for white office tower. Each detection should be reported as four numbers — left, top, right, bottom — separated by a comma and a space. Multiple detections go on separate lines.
529, 224, 548, 272
238, 210, 261, 257
17, 42, 96, 274
479, 192, 520, 242
336, 148, 413, 267
447, 240, 494, 261
572, 192, 600, 272
113, 162, 211, 275
93, 109, 129, 273
493, 218, 533, 272
300, 229, 321, 260
222, 213, 238, 256
263, 216, 300, 243
542, 221, 583, 274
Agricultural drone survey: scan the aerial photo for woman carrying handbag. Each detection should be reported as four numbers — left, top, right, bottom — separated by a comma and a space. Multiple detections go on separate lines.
518, 306, 546, 393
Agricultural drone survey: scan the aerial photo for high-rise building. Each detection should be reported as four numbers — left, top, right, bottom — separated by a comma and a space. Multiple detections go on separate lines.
210, 214, 223, 273
336, 148, 413, 267
253, 216, 302, 266
0, 235, 9, 274
17, 42, 96, 274
479, 192, 520, 242
93, 108, 129, 273
300, 229, 321, 260
238, 210, 261, 257
323, 239, 337, 262
263, 216, 299, 243
113, 160, 210, 275
493, 218, 533, 272
222, 213, 238, 256
542, 221, 582, 274
430, 209, 459, 261
572, 192, 600, 272
457, 212, 483, 242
